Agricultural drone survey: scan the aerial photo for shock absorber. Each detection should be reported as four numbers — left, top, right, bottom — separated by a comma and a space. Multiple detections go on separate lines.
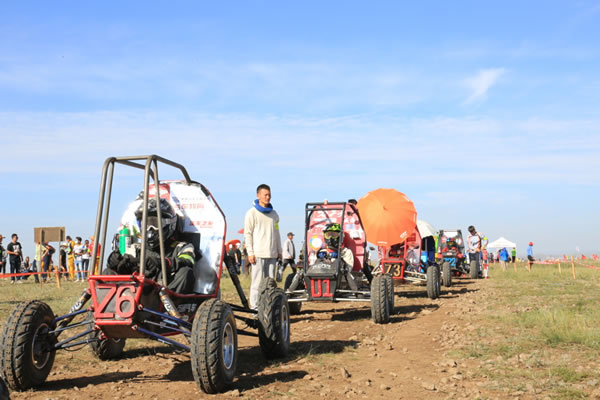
159, 287, 182, 319
58, 288, 92, 328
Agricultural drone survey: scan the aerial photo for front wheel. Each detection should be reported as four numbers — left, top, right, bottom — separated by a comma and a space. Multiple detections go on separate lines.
442, 262, 452, 287
191, 299, 238, 394
0, 300, 57, 391
258, 278, 291, 359
426, 265, 441, 299
370, 275, 391, 324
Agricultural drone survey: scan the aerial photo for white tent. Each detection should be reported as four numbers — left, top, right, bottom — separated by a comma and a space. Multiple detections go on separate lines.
417, 219, 437, 238
487, 237, 516, 249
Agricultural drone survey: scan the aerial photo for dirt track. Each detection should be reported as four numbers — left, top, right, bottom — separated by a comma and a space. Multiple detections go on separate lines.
11, 279, 488, 400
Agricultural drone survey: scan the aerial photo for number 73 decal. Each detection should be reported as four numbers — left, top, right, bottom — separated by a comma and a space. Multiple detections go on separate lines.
384, 263, 403, 277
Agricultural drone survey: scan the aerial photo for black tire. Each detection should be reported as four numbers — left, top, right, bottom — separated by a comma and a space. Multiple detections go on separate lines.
258, 278, 290, 359
0, 376, 8, 399
383, 274, 394, 314
426, 265, 441, 299
470, 259, 479, 279
370, 275, 390, 324
87, 313, 126, 360
442, 262, 452, 287
89, 334, 126, 360
191, 299, 238, 394
284, 273, 303, 315
0, 300, 57, 391
434, 265, 441, 298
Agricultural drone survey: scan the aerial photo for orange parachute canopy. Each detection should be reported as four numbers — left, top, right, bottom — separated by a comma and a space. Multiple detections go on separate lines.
225, 239, 240, 249
357, 188, 417, 247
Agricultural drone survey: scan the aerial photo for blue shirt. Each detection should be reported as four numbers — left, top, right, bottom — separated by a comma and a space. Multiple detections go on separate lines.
527, 245, 533, 257
499, 248, 509, 261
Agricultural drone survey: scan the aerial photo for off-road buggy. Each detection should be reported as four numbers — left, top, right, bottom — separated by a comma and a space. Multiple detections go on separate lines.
284, 202, 393, 324
0, 155, 290, 394
436, 229, 479, 283
376, 227, 441, 299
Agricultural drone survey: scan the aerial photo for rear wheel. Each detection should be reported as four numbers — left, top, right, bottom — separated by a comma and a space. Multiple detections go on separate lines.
258, 278, 290, 359
426, 265, 441, 299
87, 312, 126, 360
442, 262, 452, 287
284, 273, 303, 315
191, 299, 238, 394
89, 334, 126, 360
0, 300, 57, 391
370, 275, 390, 324
470, 259, 479, 279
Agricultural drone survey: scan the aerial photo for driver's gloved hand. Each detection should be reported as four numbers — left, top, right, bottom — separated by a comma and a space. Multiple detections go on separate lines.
144, 251, 161, 279
106, 250, 123, 271
116, 254, 139, 274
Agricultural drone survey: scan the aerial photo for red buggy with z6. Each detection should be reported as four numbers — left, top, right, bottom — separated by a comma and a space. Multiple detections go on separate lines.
0, 155, 290, 394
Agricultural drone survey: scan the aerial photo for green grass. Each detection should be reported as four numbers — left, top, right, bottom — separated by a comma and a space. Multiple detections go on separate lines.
549, 366, 590, 383
490, 262, 600, 350
451, 261, 600, 398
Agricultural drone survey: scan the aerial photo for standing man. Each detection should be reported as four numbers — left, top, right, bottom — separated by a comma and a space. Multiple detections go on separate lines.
278, 232, 296, 281
66, 236, 76, 280
482, 248, 489, 278
499, 247, 509, 271
73, 237, 85, 282
511, 247, 517, 263
34, 242, 44, 279
81, 239, 91, 278
244, 184, 282, 309
526, 242, 535, 272
6, 233, 23, 283
0, 235, 5, 275
467, 225, 482, 278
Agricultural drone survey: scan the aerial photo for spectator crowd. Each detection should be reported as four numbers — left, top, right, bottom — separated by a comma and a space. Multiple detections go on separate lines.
0, 234, 100, 283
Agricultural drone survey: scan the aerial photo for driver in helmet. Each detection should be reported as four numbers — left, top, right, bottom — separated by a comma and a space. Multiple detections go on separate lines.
105, 198, 196, 294
309, 223, 354, 267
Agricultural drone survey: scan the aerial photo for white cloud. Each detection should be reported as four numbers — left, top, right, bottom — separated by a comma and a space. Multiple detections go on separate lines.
463, 68, 506, 104
1, 111, 598, 185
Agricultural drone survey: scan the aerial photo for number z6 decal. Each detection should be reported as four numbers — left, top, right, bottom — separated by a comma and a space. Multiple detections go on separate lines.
95, 284, 138, 319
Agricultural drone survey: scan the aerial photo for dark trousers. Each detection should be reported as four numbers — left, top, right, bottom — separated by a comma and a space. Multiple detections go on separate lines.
10, 259, 21, 281
32, 260, 40, 282
42, 255, 51, 280
281, 258, 297, 274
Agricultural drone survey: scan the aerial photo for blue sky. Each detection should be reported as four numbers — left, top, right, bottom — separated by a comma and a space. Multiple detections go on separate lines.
1, 1, 599, 257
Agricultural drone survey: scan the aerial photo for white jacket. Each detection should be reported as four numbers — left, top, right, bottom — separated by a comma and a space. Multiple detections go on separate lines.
282, 238, 295, 260
244, 207, 282, 258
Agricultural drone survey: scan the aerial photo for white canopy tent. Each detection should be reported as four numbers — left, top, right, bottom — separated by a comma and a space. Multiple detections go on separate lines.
487, 237, 516, 249
417, 219, 437, 238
